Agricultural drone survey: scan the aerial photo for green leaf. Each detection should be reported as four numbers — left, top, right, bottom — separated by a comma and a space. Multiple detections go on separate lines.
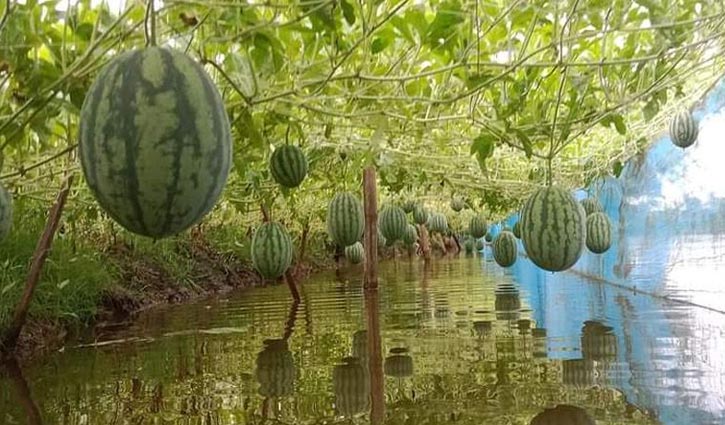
612, 160, 624, 178
425, 1, 464, 49
340, 0, 355, 25
471, 134, 496, 172
613, 114, 627, 135
371, 37, 388, 54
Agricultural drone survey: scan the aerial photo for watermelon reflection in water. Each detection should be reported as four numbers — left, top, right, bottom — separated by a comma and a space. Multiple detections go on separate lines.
79, 47, 232, 238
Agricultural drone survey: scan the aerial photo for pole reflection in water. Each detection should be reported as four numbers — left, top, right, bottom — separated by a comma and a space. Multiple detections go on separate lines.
1, 357, 43, 425
365, 288, 385, 425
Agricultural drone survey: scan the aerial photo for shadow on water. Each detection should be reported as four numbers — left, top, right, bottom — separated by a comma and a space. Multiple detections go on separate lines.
2, 257, 720, 424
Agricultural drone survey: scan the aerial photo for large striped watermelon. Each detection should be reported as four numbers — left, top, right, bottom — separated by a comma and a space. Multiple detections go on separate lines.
669, 109, 698, 148
327, 192, 364, 246
520, 186, 586, 272
251, 222, 294, 279
427, 213, 448, 234
493, 231, 517, 267
413, 205, 429, 225
379, 205, 407, 241
469, 214, 487, 239
79, 47, 232, 238
270, 145, 308, 188
580, 198, 603, 216
345, 241, 364, 264
402, 224, 418, 246
0, 183, 12, 242
586, 212, 612, 254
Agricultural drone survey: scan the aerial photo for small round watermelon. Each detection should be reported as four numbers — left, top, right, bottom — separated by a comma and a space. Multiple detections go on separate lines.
79, 46, 232, 238
379, 205, 407, 241
413, 205, 429, 225
0, 183, 13, 243
345, 241, 364, 264
469, 214, 487, 239
484, 232, 493, 243
402, 224, 418, 246
327, 192, 364, 246
427, 213, 448, 234
586, 212, 612, 254
450, 197, 465, 212
464, 238, 474, 254
493, 231, 517, 267
669, 109, 698, 148
251, 222, 294, 279
270, 145, 308, 188
475, 238, 484, 251
401, 199, 416, 214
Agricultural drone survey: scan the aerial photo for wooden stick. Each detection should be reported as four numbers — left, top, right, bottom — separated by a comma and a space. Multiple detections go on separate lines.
1, 174, 74, 354
362, 167, 378, 289
417, 224, 431, 263
365, 289, 385, 425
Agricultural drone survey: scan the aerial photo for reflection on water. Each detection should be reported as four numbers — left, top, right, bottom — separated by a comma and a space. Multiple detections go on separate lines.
1, 257, 723, 424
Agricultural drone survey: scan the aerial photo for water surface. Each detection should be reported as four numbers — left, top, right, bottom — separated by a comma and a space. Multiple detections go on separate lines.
1, 256, 723, 424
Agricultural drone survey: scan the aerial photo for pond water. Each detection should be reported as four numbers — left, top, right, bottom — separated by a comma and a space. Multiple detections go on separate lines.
1, 256, 724, 424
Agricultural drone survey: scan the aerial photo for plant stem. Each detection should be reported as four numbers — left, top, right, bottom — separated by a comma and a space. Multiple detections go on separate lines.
145, 0, 157, 47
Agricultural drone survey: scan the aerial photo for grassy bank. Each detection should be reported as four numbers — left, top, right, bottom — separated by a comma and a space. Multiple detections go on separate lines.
0, 197, 332, 361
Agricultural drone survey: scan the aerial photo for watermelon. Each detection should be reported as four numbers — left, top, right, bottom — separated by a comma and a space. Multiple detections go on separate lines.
586, 212, 612, 254
475, 238, 484, 251
327, 192, 364, 246
379, 205, 407, 241
251, 222, 294, 279
512, 220, 521, 239
427, 213, 448, 234
401, 199, 416, 213
520, 186, 586, 272
581, 321, 617, 361
413, 205, 429, 225
79, 47, 232, 238
450, 197, 465, 212
402, 224, 418, 246
345, 241, 364, 264
0, 183, 12, 242
469, 214, 487, 239
484, 232, 493, 243
493, 231, 517, 267
580, 198, 603, 216
270, 145, 308, 188
669, 109, 698, 148
464, 238, 474, 254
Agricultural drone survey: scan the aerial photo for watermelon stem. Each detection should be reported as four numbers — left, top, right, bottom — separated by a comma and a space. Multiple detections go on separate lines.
144, 0, 157, 47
